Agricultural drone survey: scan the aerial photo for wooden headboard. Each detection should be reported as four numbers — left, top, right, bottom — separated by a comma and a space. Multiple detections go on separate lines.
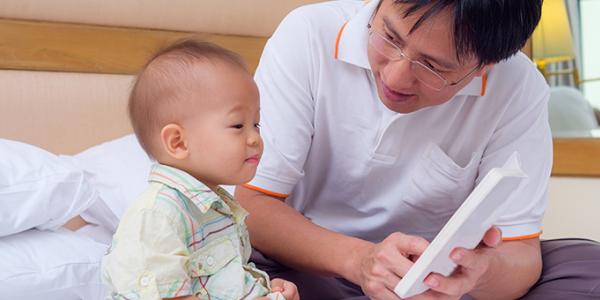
0, 19, 267, 75
1, 1, 598, 176
0, 0, 322, 154
0, 19, 269, 154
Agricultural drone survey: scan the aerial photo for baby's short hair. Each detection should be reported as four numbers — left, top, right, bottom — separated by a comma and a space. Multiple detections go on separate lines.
128, 38, 247, 159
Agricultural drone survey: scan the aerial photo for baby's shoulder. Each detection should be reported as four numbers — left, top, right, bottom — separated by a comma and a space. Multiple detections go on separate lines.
119, 183, 186, 221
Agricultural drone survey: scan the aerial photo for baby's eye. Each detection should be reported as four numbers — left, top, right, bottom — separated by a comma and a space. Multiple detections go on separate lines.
254, 123, 261, 129
231, 124, 244, 129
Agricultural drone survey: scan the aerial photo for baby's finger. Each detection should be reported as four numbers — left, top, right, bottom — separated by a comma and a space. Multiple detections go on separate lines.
282, 280, 300, 300
270, 278, 285, 289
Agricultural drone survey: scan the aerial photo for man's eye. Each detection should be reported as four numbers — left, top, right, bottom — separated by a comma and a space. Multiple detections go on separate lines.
424, 61, 440, 72
385, 32, 395, 42
232, 124, 244, 129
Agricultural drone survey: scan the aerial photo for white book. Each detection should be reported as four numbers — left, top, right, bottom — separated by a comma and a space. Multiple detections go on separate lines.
394, 152, 527, 299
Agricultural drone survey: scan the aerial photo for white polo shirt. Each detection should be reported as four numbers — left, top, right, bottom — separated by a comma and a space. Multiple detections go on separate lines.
248, 0, 552, 242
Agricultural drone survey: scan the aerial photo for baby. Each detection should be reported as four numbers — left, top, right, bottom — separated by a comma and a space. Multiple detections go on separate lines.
102, 39, 298, 300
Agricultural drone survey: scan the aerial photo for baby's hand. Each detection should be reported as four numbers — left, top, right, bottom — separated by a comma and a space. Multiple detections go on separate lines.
270, 278, 299, 300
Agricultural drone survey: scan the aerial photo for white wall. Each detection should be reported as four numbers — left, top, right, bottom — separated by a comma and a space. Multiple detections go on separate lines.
543, 176, 600, 241
580, 0, 600, 109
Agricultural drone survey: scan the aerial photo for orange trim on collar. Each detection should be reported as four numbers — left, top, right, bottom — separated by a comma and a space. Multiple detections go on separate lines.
334, 21, 349, 59
243, 183, 289, 199
502, 231, 542, 241
480, 72, 488, 97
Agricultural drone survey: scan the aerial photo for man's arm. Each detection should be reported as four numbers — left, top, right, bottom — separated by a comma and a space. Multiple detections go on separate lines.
469, 238, 542, 299
424, 234, 542, 300
235, 185, 370, 278
238, 183, 543, 300
236, 185, 432, 300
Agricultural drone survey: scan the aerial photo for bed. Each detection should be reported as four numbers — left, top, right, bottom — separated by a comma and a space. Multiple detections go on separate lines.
0, 1, 319, 298
1, 1, 599, 298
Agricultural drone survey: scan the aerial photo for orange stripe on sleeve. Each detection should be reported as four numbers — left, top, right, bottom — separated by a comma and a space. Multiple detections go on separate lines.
502, 231, 542, 241
243, 184, 289, 199
334, 21, 348, 59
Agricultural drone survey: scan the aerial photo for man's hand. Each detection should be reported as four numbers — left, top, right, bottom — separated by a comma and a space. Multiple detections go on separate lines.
412, 227, 503, 300
352, 227, 504, 300
352, 232, 429, 300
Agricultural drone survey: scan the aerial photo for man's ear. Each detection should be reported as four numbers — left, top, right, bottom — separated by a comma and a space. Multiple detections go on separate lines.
160, 124, 189, 160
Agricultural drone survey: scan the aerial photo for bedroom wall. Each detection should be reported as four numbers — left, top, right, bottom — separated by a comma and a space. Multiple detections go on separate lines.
544, 177, 600, 242
0, 0, 321, 37
1, 0, 597, 243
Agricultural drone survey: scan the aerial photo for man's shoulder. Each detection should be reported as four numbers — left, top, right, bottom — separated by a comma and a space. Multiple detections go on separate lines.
490, 52, 548, 91
281, 0, 365, 34
291, 0, 364, 17
262, 0, 367, 75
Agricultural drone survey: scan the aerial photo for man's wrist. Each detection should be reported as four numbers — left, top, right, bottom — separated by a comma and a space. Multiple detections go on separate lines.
468, 248, 501, 299
339, 238, 373, 285
468, 241, 541, 300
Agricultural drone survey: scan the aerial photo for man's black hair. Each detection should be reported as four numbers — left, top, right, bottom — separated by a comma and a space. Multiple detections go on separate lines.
396, 0, 542, 65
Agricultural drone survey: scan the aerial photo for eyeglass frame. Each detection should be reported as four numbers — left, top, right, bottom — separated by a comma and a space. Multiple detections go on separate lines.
366, 20, 481, 91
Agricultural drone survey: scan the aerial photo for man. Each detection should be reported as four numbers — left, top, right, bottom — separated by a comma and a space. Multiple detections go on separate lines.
236, 0, 600, 299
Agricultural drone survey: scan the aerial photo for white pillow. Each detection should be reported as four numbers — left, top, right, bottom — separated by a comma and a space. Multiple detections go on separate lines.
64, 134, 152, 220
0, 228, 108, 300
65, 134, 242, 225
0, 139, 99, 236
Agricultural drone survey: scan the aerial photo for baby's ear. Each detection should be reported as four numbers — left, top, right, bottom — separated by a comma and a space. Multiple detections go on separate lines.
160, 124, 189, 160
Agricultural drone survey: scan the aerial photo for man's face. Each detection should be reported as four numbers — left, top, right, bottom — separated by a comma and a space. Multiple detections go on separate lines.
367, 0, 486, 113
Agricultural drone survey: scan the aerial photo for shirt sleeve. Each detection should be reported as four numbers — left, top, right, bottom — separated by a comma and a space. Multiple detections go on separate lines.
249, 8, 318, 196
477, 57, 552, 240
266, 291, 287, 300
102, 207, 194, 299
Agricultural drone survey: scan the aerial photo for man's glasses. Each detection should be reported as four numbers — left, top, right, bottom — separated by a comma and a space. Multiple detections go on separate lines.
367, 24, 479, 91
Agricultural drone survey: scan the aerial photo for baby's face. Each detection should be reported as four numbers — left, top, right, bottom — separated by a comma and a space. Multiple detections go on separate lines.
180, 62, 263, 188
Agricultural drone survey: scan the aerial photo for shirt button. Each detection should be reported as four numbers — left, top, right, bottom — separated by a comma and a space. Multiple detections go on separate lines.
206, 255, 215, 266
140, 276, 150, 287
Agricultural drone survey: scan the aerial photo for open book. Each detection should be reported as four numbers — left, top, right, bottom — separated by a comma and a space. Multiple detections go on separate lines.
394, 152, 527, 299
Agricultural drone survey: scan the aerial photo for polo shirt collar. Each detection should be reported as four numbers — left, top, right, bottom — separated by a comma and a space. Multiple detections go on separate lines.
457, 75, 485, 96
335, 0, 484, 97
335, 0, 378, 70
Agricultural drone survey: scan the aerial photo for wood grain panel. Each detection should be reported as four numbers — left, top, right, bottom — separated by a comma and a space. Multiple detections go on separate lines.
0, 18, 267, 74
553, 138, 600, 177
2, 18, 600, 176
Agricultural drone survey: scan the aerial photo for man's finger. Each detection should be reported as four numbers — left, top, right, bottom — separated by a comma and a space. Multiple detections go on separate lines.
482, 226, 502, 248
389, 232, 429, 256
424, 270, 473, 297
373, 287, 404, 300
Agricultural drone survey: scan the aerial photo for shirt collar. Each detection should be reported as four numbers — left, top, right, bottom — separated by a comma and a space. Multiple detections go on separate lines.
335, 0, 379, 69
148, 164, 231, 215
456, 75, 484, 96
335, 0, 484, 97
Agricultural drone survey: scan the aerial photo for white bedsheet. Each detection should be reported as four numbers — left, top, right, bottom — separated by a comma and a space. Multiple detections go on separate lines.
0, 228, 108, 300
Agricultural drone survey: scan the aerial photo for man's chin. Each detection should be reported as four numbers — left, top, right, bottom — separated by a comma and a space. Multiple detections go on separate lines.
380, 97, 421, 114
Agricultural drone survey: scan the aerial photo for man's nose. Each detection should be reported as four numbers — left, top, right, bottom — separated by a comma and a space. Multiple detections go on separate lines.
383, 59, 417, 90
